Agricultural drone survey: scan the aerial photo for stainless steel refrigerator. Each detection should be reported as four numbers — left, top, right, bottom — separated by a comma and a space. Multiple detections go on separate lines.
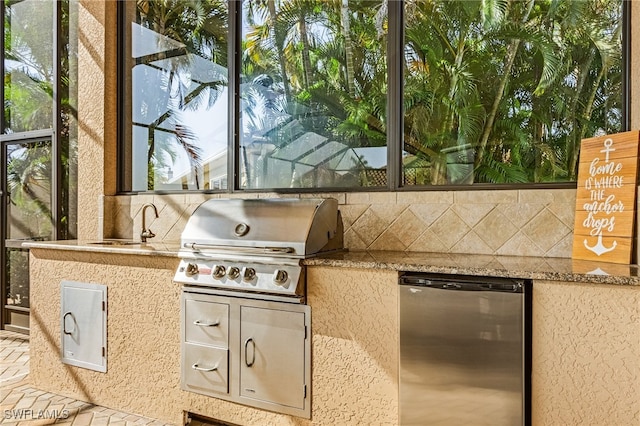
399, 273, 530, 426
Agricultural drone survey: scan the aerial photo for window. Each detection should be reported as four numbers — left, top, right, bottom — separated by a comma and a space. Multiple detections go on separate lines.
239, 1, 388, 189
119, 0, 627, 192
122, 1, 229, 191
1, 0, 78, 332
402, 0, 626, 186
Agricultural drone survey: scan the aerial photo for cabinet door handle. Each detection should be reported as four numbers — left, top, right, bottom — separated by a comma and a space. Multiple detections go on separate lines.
62, 312, 76, 335
193, 320, 220, 327
244, 338, 255, 367
191, 363, 218, 372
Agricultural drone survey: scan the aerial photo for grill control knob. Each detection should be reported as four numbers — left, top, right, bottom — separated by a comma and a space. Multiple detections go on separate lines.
273, 270, 288, 286
227, 266, 240, 279
242, 267, 256, 282
185, 263, 199, 277
212, 265, 226, 279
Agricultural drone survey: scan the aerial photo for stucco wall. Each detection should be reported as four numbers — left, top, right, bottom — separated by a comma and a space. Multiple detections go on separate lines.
532, 280, 640, 425
307, 267, 399, 425
28, 251, 399, 425
30, 251, 640, 425
77, 1, 118, 241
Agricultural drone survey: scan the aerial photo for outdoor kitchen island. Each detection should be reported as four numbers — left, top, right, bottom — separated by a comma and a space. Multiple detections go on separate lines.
26, 242, 640, 426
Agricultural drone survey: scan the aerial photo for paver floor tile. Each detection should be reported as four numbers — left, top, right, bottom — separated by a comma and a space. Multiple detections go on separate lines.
1, 331, 177, 426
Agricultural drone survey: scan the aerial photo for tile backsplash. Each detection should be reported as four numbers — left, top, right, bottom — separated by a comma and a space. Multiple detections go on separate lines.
104, 188, 576, 258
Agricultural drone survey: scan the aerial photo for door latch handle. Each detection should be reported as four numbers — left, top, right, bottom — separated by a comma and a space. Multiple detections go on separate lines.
193, 319, 220, 327
191, 363, 218, 372
62, 312, 76, 335
244, 338, 255, 367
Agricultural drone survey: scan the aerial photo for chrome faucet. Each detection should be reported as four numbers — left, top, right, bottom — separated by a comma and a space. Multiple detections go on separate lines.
140, 203, 159, 242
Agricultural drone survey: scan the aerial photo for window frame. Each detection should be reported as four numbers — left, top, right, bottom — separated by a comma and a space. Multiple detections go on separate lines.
117, 0, 631, 195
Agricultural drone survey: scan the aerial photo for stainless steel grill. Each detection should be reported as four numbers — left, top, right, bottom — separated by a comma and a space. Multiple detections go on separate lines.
173, 197, 343, 302
175, 198, 342, 418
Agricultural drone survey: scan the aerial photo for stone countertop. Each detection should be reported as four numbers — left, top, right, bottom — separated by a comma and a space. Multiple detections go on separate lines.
304, 250, 640, 286
23, 239, 182, 257
23, 240, 640, 286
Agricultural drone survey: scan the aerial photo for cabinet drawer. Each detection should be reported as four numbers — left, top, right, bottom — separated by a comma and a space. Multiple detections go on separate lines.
182, 343, 229, 395
184, 299, 229, 347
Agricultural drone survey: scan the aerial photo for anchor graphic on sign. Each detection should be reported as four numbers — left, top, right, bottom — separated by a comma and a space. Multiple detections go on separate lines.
584, 233, 617, 256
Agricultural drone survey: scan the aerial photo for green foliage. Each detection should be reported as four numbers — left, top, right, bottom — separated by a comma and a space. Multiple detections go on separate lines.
132, 0, 623, 188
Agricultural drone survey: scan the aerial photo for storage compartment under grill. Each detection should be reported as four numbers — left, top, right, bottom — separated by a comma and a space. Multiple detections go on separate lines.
181, 289, 311, 418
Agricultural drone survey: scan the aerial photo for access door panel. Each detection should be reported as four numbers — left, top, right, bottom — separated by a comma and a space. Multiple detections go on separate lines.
60, 281, 107, 372
239, 305, 307, 409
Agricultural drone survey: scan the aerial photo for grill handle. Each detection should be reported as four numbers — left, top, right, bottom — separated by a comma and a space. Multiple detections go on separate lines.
192, 363, 218, 372
184, 243, 295, 255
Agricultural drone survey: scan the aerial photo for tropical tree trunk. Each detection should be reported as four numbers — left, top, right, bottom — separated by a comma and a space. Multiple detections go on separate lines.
432, 35, 467, 185
569, 55, 606, 179
299, 14, 313, 90
268, 0, 291, 101
475, 38, 521, 168
475, 0, 533, 170
566, 49, 596, 180
341, 0, 355, 98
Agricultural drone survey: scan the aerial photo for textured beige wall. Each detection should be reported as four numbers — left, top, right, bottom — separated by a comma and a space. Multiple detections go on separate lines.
29, 251, 399, 425
307, 267, 399, 425
532, 281, 640, 425
77, 0, 118, 240
30, 252, 640, 425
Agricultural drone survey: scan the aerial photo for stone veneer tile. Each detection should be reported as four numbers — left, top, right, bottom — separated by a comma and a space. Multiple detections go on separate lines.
450, 203, 495, 228
346, 192, 397, 205
340, 204, 369, 229
407, 228, 448, 252
518, 188, 576, 204
369, 203, 408, 225
454, 189, 518, 204
112, 203, 134, 239
369, 229, 408, 251
344, 228, 368, 250
109, 189, 576, 258
429, 209, 471, 249
546, 201, 576, 227
368, 192, 398, 204
351, 208, 389, 246
496, 231, 544, 257
474, 208, 519, 251
388, 208, 426, 247
300, 192, 347, 204
450, 230, 495, 254
257, 192, 293, 199
545, 232, 574, 258
346, 192, 372, 204
501, 203, 546, 229
522, 208, 571, 253
396, 191, 454, 204
409, 203, 449, 227
184, 193, 213, 205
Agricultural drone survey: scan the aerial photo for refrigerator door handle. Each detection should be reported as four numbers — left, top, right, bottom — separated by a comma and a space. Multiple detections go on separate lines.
400, 277, 522, 293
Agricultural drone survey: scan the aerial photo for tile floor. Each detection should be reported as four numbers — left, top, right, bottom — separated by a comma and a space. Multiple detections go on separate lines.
0, 330, 174, 425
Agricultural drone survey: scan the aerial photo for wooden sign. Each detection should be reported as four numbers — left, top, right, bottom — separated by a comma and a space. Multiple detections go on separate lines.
572, 131, 640, 264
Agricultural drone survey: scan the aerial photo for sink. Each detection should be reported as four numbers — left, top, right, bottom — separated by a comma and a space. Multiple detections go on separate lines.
88, 240, 142, 246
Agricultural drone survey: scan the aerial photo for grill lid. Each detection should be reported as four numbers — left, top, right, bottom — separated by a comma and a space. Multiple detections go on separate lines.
180, 198, 342, 257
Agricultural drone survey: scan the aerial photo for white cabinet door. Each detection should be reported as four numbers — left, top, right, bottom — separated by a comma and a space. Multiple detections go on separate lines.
239, 305, 308, 410
61, 281, 107, 372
